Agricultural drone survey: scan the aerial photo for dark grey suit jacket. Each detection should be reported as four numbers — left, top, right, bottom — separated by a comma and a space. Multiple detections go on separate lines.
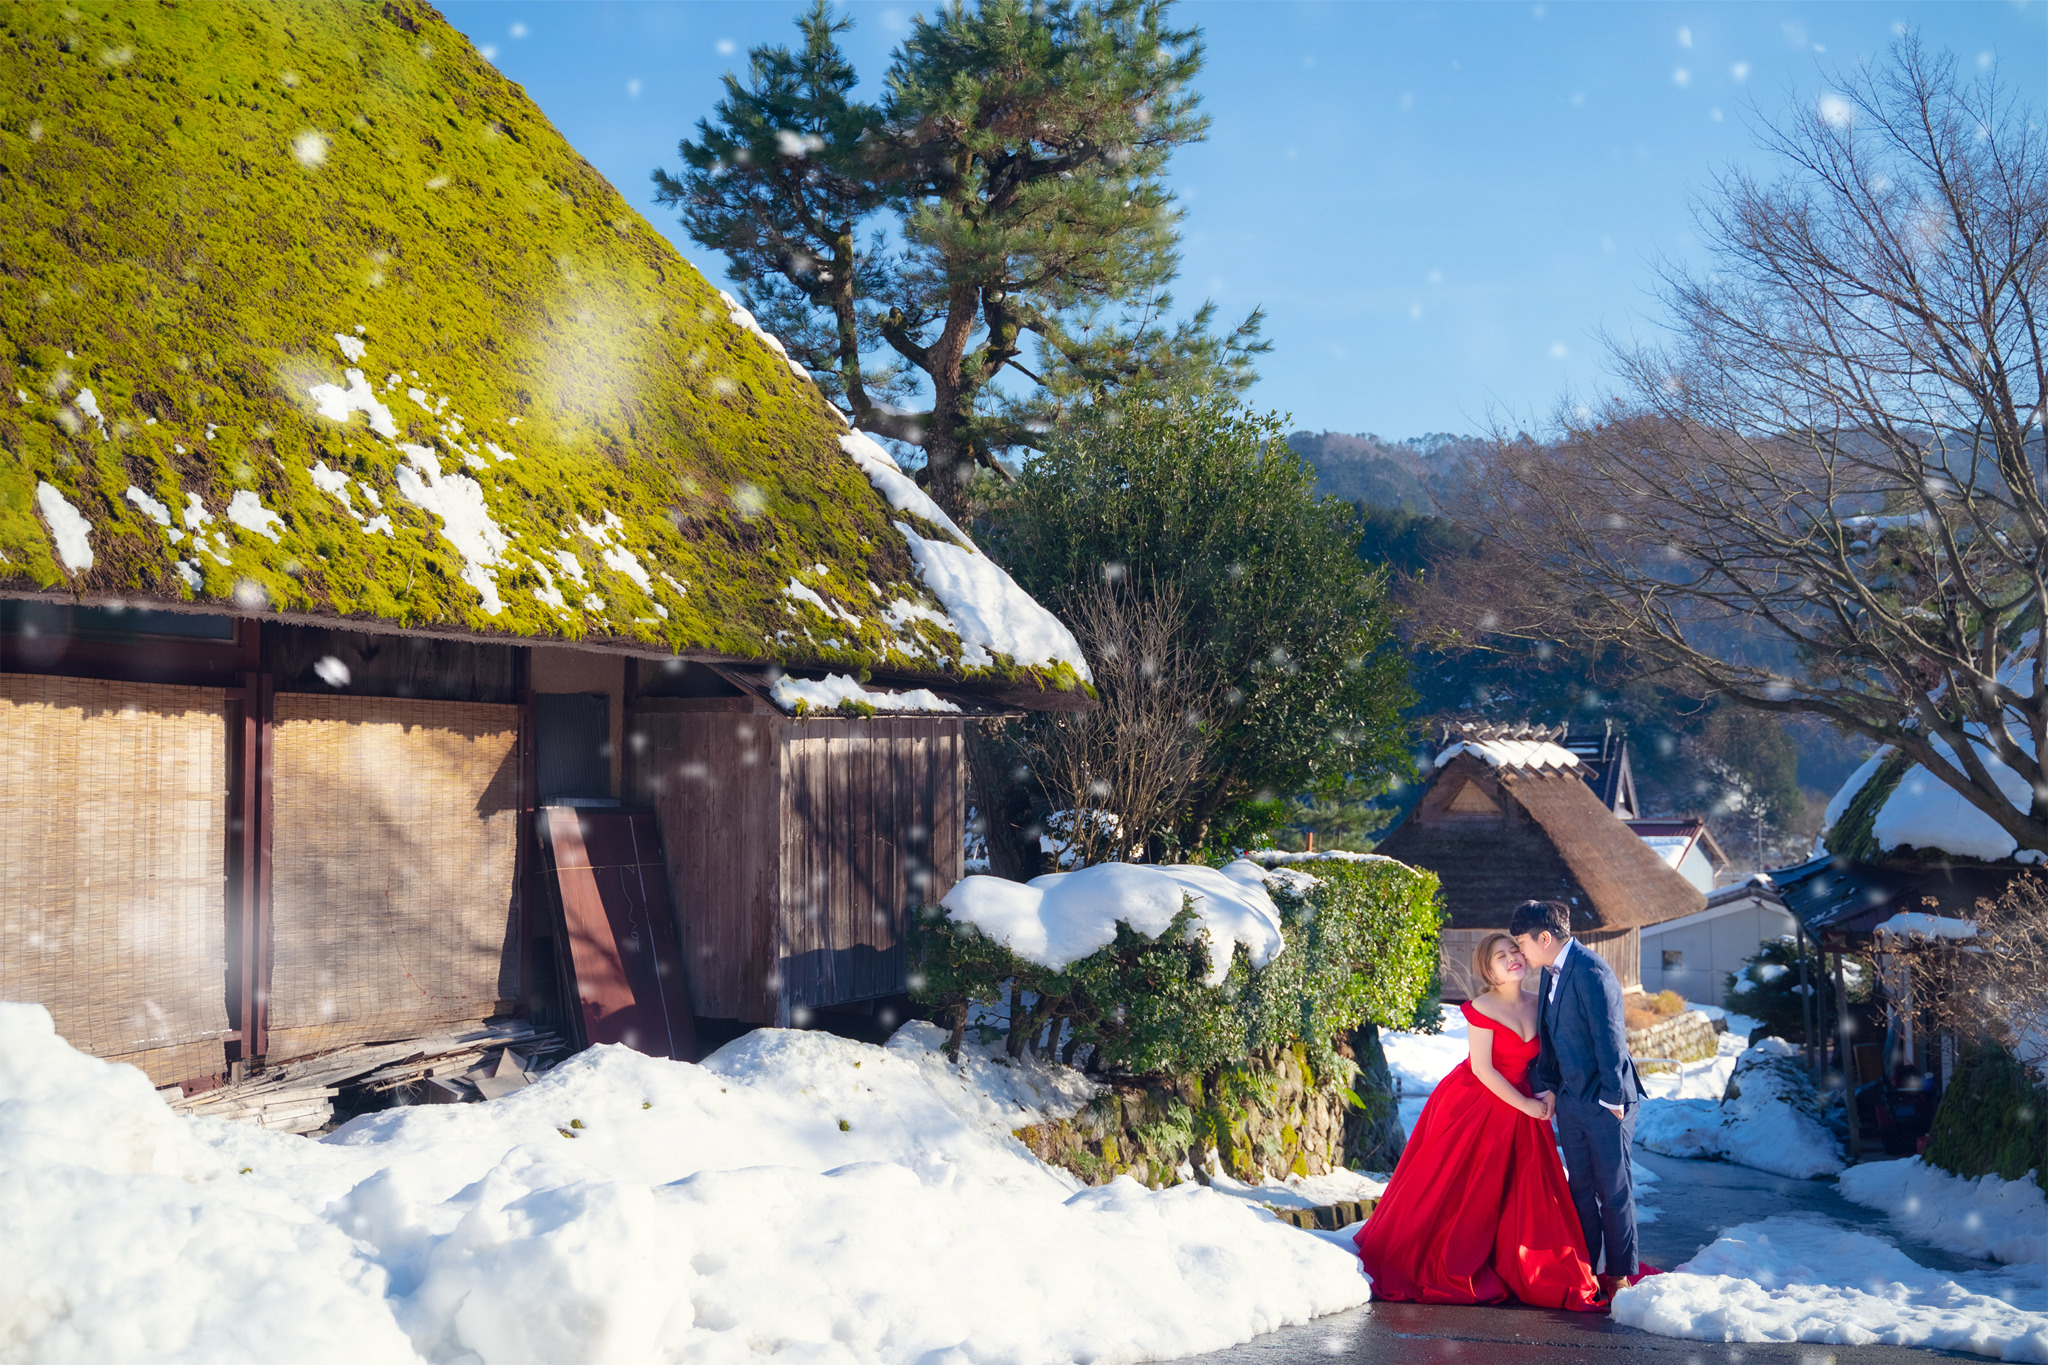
1532, 941, 1642, 1110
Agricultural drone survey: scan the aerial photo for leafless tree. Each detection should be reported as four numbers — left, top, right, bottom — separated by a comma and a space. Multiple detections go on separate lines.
1023, 577, 1217, 865
1438, 39, 2048, 851
1905, 877, 2048, 1069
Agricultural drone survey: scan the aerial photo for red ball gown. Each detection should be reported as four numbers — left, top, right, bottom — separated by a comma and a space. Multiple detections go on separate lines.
1355, 1000, 1603, 1311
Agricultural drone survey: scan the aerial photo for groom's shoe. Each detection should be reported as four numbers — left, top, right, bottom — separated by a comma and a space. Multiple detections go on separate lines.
1595, 1274, 1628, 1302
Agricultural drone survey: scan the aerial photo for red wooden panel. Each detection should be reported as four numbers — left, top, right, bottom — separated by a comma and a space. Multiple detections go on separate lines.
541, 807, 697, 1061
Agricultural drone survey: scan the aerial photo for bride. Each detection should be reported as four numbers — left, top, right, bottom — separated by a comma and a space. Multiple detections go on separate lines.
1354, 932, 1605, 1311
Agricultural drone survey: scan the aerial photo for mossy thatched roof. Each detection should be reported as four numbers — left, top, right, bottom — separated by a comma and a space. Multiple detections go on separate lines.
0, 0, 1087, 702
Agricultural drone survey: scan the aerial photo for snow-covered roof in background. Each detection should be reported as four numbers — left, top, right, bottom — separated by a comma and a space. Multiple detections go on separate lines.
1640, 835, 1694, 868
1433, 739, 1581, 771
1873, 912, 1979, 940
767, 673, 962, 716
938, 860, 1285, 986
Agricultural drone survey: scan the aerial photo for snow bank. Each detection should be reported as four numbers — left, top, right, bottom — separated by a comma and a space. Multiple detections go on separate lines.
1838, 1157, 2047, 1265
1613, 1216, 2048, 1362
1636, 1038, 1845, 1179
1639, 1017, 1750, 1103
769, 672, 962, 715
939, 860, 1286, 986
0, 1006, 1367, 1365
1433, 738, 1578, 770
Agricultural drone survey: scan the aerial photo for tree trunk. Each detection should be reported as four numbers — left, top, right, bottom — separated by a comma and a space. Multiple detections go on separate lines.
1341, 1021, 1407, 1171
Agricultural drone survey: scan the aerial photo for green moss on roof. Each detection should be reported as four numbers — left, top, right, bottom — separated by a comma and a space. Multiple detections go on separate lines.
0, 0, 1075, 694
1824, 748, 1912, 861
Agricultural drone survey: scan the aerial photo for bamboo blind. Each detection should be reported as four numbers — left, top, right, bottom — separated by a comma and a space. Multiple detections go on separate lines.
266, 694, 521, 1058
0, 674, 232, 1086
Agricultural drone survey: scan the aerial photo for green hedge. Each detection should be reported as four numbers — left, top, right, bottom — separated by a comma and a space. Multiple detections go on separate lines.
911, 857, 1442, 1080
1925, 1041, 2047, 1191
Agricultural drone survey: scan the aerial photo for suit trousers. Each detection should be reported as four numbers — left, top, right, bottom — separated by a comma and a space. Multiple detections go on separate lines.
1554, 1098, 1637, 1276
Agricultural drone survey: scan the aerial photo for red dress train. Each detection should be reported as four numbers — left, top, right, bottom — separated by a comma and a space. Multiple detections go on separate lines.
1355, 1000, 1603, 1311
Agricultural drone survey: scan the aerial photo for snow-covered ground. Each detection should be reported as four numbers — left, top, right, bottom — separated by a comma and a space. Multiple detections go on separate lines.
1636, 1037, 1846, 1179
0, 1004, 1370, 1365
1838, 1158, 2048, 1266
1613, 1216, 2048, 1362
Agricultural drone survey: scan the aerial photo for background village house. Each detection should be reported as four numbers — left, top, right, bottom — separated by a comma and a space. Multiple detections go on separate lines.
1375, 723, 1707, 1003
0, 0, 1093, 1113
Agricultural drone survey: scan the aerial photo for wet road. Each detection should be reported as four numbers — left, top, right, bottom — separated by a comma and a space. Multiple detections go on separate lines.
1186, 1152, 2000, 1364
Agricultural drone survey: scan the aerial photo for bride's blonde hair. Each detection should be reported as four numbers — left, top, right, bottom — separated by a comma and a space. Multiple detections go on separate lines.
1471, 931, 1519, 989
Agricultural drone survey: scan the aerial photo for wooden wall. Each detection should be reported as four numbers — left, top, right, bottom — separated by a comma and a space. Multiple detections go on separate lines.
630, 702, 965, 1024
632, 703, 785, 1023
781, 717, 963, 1016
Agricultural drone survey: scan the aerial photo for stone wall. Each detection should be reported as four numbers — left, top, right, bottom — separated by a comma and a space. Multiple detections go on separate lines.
1627, 1009, 1719, 1072
1014, 1025, 1406, 1190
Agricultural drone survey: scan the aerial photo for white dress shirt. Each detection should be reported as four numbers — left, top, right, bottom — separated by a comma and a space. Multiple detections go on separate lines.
1546, 938, 1624, 1117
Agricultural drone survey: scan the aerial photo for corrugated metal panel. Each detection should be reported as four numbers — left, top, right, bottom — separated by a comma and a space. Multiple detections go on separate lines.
539, 807, 696, 1060
0, 674, 232, 1086
266, 694, 521, 1058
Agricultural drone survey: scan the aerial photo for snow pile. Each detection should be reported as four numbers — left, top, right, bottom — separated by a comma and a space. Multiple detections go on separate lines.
1613, 1216, 2048, 1362
0, 1005, 1369, 1365
1838, 1157, 2048, 1265
1876, 911, 1980, 940
939, 860, 1286, 986
769, 673, 962, 715
1433, 738, 1579, 770
1636, 1037, 1845, 1178
307, 367, 400, 439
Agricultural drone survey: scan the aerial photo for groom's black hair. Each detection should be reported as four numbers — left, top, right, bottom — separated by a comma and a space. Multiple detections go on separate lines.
1508, 899, 1572, 940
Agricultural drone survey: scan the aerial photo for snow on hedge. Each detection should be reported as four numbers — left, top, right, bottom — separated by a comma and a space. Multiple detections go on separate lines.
1837, 1157, 2048, 1265
1636, 1037, 1845, 1179
1614, 1216, 2048, 1362
0, 1003, 1370, 1365
939, 860, 1286, 987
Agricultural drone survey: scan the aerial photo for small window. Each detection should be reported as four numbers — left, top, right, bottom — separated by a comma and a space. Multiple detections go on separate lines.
1662, 949, 1684, 971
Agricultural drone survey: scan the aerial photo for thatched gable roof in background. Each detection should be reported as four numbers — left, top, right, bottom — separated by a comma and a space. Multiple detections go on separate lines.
1375, 749, 1705, 933
0, 1, 1089, 708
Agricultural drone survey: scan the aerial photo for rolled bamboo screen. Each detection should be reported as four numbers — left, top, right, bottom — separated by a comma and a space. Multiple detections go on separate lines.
267, 694, 520, 1058
0, 674, 232, 1086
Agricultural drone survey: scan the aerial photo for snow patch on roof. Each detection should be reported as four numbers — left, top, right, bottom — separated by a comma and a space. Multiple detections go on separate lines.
307, 368, 399, 439
1434, 739, 1580, 771
393, 445, 508, 615
1822, 747, 1892, 832
839, 432, 971, 544
1869, 737, 2031, 862
894, 523, 1091, 680
225, 490, 287, 544
124, 486, 178, 543
939, 860, 1285, 986
769, 673, 962, 715
1873, 912, 1978, 941
35, 482, 92, 572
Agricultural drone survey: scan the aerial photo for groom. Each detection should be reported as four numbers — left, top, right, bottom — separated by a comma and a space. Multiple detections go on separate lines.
1511, 898, 1641, 1300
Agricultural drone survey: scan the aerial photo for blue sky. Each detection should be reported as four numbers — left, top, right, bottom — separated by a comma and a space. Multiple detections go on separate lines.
442, 1, 2041, 441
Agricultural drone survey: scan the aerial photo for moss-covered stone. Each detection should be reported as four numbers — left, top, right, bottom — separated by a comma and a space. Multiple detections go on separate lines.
0, 1, 1081, 697
1825, 749, 1913, 860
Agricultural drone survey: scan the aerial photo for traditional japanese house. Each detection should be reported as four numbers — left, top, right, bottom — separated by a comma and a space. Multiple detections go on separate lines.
0, 1, 1090, 1097
1375, 723, 1705, 1001
1637, 874, 1795, 1006
1627, 817, 1729, 894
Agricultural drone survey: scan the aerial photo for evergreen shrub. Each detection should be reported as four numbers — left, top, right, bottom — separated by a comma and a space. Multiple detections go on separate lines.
1925, 1040, 2047, 1192
911, 858, 1442, 1081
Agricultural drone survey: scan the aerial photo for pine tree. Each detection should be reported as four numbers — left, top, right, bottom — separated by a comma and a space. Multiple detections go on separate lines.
655, 0, 1261, 516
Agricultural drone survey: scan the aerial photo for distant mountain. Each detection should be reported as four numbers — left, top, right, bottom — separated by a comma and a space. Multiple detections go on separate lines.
1284, 431, 1489, 515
